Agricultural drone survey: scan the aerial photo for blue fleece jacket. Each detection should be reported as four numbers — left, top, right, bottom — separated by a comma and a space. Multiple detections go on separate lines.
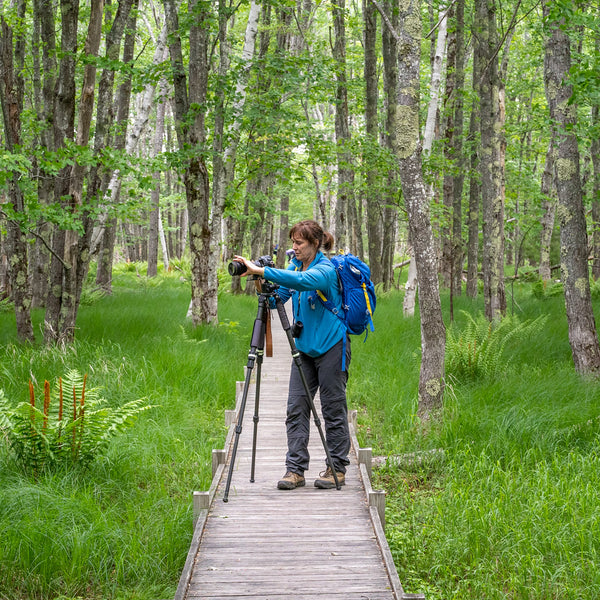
263, 252, 346, 357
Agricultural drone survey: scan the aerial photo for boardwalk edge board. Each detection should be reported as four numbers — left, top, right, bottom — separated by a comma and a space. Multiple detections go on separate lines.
174, 349, 425, 600
173, 384, 244, 600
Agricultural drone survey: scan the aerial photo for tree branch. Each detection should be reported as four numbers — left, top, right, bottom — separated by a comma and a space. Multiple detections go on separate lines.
0, 209, 71, 270
370, 0, 401, 44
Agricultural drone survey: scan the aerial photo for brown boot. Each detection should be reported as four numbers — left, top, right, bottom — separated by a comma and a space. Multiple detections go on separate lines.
314, 467, 345, 489
277, 471, 305, 490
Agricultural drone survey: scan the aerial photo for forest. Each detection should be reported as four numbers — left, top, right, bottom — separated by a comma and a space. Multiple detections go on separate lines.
1, 0, 600, 598
1, 0, 600, 389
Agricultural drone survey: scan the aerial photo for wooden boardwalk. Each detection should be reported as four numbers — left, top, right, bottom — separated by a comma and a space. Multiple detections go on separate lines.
174, 308, 408, 600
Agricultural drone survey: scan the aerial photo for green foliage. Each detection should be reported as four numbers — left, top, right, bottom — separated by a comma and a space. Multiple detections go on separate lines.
532, 278, 564, 298
446, 311, 547, 381
0, 370, 155, 475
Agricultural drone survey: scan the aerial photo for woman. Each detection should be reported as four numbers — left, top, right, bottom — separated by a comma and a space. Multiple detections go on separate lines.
234, 219, 351, 490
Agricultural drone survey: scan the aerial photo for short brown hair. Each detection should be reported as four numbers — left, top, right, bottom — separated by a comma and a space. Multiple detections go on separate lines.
289, 220, 334, 252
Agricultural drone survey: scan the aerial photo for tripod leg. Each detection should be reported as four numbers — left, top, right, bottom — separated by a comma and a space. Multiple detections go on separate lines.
223, 296, 267, 502
250, 344, 264, 483
273, 296, 342, 491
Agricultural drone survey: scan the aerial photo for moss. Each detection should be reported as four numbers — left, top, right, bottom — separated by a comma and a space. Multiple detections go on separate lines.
393, 105, 419, 159
575, 278, 589, 297
556, 158, 576, 182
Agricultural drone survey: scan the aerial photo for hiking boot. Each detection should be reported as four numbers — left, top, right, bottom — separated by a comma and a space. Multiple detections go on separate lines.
277, 471, 305, 490
314, 467, 345, 489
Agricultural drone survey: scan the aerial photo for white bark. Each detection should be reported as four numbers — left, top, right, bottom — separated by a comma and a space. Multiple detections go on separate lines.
210, 0, 260, 238
158, 208, 169, 270
403, 8, 447, 316
422, 9, 448, 153
91, 25, 168, 251
195, 0, 259, 320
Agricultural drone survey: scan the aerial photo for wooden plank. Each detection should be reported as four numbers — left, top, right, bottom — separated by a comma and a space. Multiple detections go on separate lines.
177, 314, 402, 600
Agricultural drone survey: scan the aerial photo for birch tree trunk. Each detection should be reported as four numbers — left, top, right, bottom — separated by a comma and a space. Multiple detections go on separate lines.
147, 81, 169, 277
401, 4, 446, 317
543, 0, 600, 374
96, 3, 139, 290
392, 0, 445, 414
539, 140, 556, 282
91, 24, 168, 257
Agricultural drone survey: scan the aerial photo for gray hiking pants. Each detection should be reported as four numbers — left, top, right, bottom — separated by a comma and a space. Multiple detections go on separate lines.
285, 336, 351, 475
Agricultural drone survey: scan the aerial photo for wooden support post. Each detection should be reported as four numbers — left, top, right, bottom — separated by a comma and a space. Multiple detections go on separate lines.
401, 595, 426, 599
348, 409, 357, 431
225, 410, 236, 427
369, 489, 386, 531
192, 491, 210, 525
212, 449, 226, 477
358, 447, 373, 481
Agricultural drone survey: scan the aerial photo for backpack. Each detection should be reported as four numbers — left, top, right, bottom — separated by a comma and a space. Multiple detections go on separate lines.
317, 253, 376, 337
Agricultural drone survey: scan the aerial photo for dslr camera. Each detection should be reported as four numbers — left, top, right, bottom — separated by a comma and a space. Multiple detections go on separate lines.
228, 255, 274, 277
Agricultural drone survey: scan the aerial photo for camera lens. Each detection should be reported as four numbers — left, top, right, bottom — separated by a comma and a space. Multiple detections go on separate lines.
228, 260, 247, 276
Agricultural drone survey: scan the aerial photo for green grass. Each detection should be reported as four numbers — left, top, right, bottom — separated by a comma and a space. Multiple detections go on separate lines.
0, 271, 254, 600
352, 284, 600, 599
2, 273, 600, 599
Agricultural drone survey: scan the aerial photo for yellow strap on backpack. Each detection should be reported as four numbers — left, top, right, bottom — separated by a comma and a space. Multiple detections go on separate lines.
362, 282, 373, 318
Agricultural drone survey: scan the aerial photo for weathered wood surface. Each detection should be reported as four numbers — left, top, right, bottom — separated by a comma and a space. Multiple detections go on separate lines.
177, 308, 402, 600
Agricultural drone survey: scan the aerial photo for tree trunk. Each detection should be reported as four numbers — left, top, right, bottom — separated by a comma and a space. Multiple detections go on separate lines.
96, 2, 138, 289
381, 0, 399, 292
392, 0, 446, 415
165, 0, 214, 325
147, 81, 168, 277
363, 0, 383, 282
543, 0, 600, 374
475, 0, 505, 321
441, 4, 456, 290
539, 140, 556, 282
466, 51, 481, 299
331, 0, 354, 251
0, 5, 35, 342
451, 0, 466, 299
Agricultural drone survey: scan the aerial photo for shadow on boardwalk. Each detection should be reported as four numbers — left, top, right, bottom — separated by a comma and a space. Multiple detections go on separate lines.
174, 308, 412, 600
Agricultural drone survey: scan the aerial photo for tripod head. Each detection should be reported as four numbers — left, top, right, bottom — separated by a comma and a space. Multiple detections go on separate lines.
253, 277, 279, 296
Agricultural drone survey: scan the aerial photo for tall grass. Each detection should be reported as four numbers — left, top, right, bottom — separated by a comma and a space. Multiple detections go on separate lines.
352, 284, 600, 599
3, 273, 600, 599
0, 271, 254, 600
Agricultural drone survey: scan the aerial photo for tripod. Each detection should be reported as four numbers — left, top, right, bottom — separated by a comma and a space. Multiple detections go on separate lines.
223, 279, 341, 502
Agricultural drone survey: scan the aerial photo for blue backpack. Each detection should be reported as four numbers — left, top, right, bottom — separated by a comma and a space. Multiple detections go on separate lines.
316, 253, 376, 366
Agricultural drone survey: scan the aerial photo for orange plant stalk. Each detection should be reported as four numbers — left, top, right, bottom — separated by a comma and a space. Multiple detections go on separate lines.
58, 377, 63, 421
72, 386, 77, 455
43, 380, 50, 431
78, 374, 87, 455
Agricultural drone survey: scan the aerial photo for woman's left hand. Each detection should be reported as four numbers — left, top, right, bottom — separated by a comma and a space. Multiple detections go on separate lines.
233, 256, 265, 277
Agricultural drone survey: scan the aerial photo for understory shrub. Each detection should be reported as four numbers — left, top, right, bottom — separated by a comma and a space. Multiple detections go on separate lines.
0, 370, 155, 476
445, 311, 547, 380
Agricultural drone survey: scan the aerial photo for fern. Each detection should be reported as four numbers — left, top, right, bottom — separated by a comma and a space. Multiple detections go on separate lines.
0, 370, 156, 476
446, 311, 547, 380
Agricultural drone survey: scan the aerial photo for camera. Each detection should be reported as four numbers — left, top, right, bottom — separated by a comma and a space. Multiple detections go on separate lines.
291, 321, 303, 338
228, 255, 274, 277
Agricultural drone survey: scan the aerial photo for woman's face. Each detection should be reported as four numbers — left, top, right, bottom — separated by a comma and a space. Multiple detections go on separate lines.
291, 235, 318, 264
